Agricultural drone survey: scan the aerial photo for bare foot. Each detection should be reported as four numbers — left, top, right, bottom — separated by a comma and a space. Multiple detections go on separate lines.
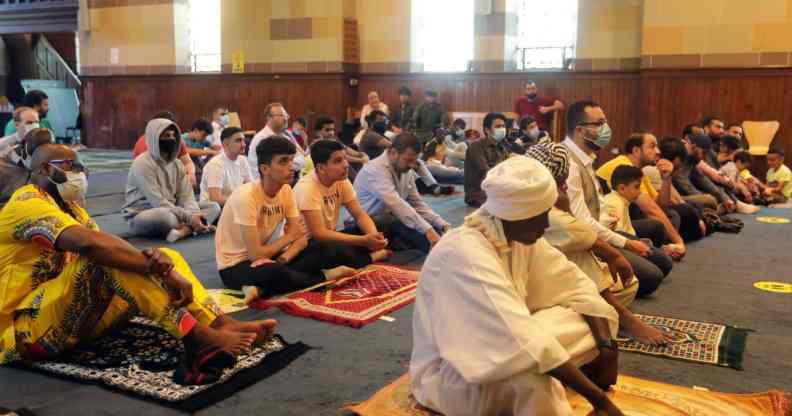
212, 316, 278, 345
189, 324, 256, 356
622, 314, 669, 346
242, 285, 260, 304
322, 265, 358, 280
370, 249, 393, 263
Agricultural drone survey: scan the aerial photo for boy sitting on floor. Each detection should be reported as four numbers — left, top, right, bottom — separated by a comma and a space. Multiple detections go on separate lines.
601, 165, 676, 275
215, 136, 366, 304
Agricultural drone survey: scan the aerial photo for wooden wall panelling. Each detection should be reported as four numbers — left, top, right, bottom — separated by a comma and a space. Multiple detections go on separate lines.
81, 74, 349, 149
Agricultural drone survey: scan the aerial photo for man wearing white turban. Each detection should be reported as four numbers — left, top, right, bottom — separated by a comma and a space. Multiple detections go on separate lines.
410, 156, 624, 416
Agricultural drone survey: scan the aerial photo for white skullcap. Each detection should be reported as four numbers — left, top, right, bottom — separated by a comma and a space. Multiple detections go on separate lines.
481, 156, 558, 221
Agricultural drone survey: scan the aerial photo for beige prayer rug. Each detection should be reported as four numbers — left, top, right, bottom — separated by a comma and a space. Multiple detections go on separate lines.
206, 288, 249, 314
345, 373, 791, 416
616, 314, 749, 369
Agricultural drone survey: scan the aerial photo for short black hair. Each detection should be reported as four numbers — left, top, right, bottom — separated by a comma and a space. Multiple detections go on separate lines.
720, 135, 741, 152
314, 116, 335, 132
391, 132, 422, 154
220, 126, 243, 142
524, 80, 537, 87
682, 123, 700, 138
624, 133, 646, 155
422, 139, 440, 161
256, 135, 296, 165
23, 90, 48, 108
483, 112, 507, 131
366, 110, 388, 124
659, 136, 687, 162
565, 100, 600, 136
191, 118, 213, 135
612, 165, 644, 189
152, 110, 176, 121
294, 117, 307, 128
311, 139, 345, 165
701, 116, 722, 128
727, 123, 742, 131
769, 147, 785, 158
519, 115, 537, 131
398, 86, 412, 97
452, 118, 466, 129
733, 150, 752, 165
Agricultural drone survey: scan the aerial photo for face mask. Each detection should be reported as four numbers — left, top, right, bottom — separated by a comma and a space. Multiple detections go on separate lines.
53, 170, 88, 203
219, 115, 229, 127
22, 122, 40, 136
583, 123, 612, 149
526, 127, 540, 140
527, 93, 537, 100
384, 130, 396, 139
159, 139, 178, 157
456, 128, 465, 137
373, 121, 388, 135
492, 127, 507, 142
444, 134, 453, 143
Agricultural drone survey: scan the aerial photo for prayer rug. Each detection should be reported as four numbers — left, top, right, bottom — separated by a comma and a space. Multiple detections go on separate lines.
17, 318, 310, 412
252, 264, 419, 328
617, 314, 749, 369
346, 373, 791, 416
207, 288, 249, 313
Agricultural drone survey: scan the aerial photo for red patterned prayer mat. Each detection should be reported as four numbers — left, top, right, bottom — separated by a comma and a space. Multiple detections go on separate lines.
251, 264, 419, 328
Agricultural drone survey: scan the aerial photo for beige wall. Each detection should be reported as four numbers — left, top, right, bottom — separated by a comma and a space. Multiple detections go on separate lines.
79, 2, 185, 74
575, 0, 643, 70
357, 0, 411, 71
642, 0, 792, 68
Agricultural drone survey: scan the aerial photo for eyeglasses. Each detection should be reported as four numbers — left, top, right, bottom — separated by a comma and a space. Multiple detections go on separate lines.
50, 159, 85, 173
578, 120, 607, 127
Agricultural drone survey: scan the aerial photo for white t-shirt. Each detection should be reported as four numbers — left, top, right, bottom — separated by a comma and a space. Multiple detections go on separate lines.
248, 126, 306, 179
293, 172, 356, 233
200, 153, 252, 203
211, 121, 224, 147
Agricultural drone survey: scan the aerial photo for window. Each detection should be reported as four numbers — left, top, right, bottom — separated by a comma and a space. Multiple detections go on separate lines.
515, 0, 577, 70
188, 0, 221, 72
411, 0, 474, 72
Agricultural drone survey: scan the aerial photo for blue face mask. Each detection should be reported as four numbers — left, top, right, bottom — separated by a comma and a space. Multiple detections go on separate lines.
584, 123, 612, 149
493, 127, 507, 141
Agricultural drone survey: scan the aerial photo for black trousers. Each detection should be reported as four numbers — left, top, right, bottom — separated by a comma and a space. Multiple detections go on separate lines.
219, 240, 372, 297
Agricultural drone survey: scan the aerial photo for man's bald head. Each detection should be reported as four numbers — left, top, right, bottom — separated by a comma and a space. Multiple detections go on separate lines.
29, 143, 75, 175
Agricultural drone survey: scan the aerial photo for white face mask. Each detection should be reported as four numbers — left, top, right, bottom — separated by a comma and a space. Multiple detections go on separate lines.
20, 122, 40, 139
493, 127, 507, 141
219, 115, 230, 127
384, 130, 396, 139
51, 170, 88, 203
527, 127, 540, 140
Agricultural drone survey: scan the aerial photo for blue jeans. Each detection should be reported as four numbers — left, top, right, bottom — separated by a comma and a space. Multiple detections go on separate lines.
427, 163, 464, 185
129, 201, 221, 239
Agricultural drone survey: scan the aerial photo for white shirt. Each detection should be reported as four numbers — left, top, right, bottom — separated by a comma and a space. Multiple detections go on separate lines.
200, 152, 252, 203
410, 218, 618, 415
248, 125, 306, 179
562, 137, 627, 248
0, 132, 21, 153
211, 121, 224, 147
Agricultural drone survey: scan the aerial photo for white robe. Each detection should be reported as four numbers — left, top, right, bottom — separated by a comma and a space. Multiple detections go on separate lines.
410, 212, 619, 416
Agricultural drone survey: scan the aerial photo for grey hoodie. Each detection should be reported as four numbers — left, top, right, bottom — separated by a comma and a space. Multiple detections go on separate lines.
122, 118, 199, 223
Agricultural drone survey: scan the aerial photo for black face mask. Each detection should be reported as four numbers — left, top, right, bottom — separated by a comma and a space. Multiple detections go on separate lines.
527, 93, 537, 100
159, 139, 178, 157
373, 121, 388, 135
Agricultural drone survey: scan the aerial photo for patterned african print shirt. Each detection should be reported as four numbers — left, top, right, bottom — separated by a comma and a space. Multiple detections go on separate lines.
0, 184, 96, 363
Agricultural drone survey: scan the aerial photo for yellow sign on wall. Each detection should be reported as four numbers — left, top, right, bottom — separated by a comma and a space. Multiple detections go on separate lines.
753, 281, 792, 293
231, 51, 245, 73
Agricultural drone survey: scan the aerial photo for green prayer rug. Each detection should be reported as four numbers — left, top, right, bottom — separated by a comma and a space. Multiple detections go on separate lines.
617, 314, 750, 370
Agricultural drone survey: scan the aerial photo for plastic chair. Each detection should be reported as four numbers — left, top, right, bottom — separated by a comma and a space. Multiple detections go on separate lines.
742, 120, 780, 156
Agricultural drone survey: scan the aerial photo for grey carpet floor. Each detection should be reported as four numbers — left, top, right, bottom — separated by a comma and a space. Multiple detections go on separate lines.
0, 171, 790, 415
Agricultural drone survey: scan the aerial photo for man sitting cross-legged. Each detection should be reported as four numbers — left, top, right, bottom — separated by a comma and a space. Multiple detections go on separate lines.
123, 118, 220, 242
292, 140, 391, 269
0, 144, 276, 383
216, 136, 367, 303
528, 142, 670, 346
354, 133, 451, 253
411, 156, 623, 416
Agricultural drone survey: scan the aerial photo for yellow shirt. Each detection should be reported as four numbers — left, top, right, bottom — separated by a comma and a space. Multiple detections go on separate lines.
740, 169, 754, 180
596, 155, 659, 201
0, 185, 97, 363
767, 164, 792, 198
300, 155, 315, 178
600, 192, 636, 236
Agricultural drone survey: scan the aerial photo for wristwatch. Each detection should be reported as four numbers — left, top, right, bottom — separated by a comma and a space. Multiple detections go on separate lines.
596, 339, 617, 351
